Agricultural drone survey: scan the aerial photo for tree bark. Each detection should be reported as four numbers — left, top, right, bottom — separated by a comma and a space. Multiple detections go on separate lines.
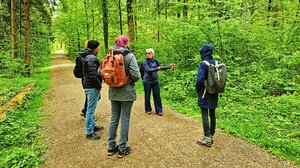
118, 0, 123, 34
177, 0, 181, 18
84, 0, 90, 39
11, 0, 17, 59
183, 0, 188, 19
157, 0, 160, 42
24, 0, 30, 76
127, 0, 134, 50
102, 0, 108, 53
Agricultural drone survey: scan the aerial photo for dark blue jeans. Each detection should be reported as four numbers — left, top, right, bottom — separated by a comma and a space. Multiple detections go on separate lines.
200, 108, 216, 137
143, 81, 162, 113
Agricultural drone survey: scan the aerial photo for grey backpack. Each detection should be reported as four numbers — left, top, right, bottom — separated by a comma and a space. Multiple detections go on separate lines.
202, 60, 227, 95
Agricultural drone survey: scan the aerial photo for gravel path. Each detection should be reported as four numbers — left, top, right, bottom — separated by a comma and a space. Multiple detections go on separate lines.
41, 53, 297, 168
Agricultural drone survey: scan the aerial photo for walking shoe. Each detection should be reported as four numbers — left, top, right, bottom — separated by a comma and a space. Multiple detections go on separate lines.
94, 125, 104, 132
86, 133, 100, 140
118, 146, 131, 158
107, 146, 118, 156
158, 113, 163, 116
211, 136, 214, 145
197, 136, 212, 147
80, 111, 85, 117
146, 111, 151, 115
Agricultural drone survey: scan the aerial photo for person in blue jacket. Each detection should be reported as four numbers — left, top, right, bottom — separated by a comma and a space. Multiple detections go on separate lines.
195, 44, 219, 147
141, 48, 176, 116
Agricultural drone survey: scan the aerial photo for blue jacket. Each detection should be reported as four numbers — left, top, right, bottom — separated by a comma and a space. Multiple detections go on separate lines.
195, 44, 218, 109
141, 58, 171, 83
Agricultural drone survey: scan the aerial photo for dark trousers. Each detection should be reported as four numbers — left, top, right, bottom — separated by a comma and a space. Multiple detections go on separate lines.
82, 94, 88, 116
143, 81, 162, 113
200, 108, 216, 137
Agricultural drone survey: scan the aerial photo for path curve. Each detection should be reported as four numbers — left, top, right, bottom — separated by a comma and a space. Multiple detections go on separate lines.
41, 53, 297, 168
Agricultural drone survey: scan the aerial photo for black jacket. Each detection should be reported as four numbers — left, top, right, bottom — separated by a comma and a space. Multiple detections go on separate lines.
80, 48, 102, 90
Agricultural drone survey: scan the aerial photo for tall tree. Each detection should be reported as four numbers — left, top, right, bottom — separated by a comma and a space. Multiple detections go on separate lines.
84, 0, 90, 39
102, 0, 108, 53
118, 0, 123, 34
24, 0, 30, 75
157, 0, 160, 42
11, 0, 17, 59
183, 0, 188, 18
127, 0, 134, 50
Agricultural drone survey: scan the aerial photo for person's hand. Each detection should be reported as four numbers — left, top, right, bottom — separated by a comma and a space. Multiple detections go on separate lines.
158, 66, 162, 70
170, 64, 176, 68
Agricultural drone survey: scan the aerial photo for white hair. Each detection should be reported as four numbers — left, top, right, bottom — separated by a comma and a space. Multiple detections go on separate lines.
146, 48, 155, 56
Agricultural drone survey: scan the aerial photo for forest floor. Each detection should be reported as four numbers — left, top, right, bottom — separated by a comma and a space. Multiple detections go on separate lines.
40, 52, 298, 168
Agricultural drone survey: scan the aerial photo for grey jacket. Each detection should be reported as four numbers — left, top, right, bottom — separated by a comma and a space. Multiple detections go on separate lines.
108, 46, 140, 101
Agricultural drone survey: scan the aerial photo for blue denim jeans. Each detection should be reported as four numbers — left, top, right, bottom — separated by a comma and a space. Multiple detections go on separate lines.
84, 89, 100, 135
200, 108, 216, 137
143, 81, 162, 113
108, 101, 133, 151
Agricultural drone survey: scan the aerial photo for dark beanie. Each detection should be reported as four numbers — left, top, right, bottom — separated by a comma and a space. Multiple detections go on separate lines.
87, 40, 100, 50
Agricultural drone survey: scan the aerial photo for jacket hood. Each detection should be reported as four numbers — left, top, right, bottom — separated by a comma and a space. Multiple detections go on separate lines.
200, 44, 213, 60
110, 45, 131, 55
79, 48, 94, 57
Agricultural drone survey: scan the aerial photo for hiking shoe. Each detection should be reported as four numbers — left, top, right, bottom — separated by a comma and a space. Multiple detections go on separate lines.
108, 146, 118, 156
197, 136, 212, 147
86, 133, 100, 140
118, 146, 131, 158
94, 125, 104, 132
80, 111, 85, 117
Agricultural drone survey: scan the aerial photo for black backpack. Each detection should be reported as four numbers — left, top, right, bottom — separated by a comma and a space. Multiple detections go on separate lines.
73, 55, 83, 78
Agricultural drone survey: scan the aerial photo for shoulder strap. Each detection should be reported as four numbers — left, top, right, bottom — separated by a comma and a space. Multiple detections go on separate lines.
202, 60, 210, 66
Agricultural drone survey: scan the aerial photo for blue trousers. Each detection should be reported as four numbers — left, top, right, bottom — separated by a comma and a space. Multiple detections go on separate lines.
84, 89, 100, 135
143, 81, 162, 113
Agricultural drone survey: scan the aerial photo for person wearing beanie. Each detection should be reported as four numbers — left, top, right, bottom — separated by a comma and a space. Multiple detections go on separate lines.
79, 40, 103, 140
195, 44, 219, 147
106, 35, 140, 158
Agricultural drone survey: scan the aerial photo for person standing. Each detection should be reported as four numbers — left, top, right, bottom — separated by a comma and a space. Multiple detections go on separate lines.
80, 40, 103, 140
195, 44, 219, 147
141, 48, 176, 116
106, 35, 140, 158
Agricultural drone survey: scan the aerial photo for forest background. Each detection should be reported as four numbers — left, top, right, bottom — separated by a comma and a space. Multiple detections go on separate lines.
0, 0, 299, 167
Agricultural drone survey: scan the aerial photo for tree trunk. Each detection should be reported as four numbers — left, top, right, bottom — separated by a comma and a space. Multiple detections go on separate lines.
197, 0, 200, 21
118, 0, 123, 34
177, 0, 181, 18
127, 0, 134, 50
102, 0, 108, 53
92, 7, 95, 39
183, 0, 188, 19
213, 0, 224, 56
24, 0, 30, 76
157, 0, 160, 42
76, 28, 80, 51
84, 0, 90, 39
165, 0, 168, 20
11, 0, 17, 59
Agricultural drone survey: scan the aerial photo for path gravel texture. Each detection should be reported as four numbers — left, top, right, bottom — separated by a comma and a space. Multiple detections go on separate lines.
41, 53, 297, 168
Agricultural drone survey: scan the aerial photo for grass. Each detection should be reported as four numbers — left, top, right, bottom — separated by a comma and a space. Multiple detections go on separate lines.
0, 70, 50, 167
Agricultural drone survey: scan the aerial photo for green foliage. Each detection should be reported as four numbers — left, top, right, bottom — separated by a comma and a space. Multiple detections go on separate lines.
54, 0, 300, 165
0, 66, 50, 167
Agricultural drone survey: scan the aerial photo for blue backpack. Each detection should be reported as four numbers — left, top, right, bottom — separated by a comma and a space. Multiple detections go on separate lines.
73, 55, 83, 78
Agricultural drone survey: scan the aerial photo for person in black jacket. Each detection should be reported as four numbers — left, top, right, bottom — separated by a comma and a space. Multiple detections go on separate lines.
80, 40, 103, 140
140, 48, 176, 116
